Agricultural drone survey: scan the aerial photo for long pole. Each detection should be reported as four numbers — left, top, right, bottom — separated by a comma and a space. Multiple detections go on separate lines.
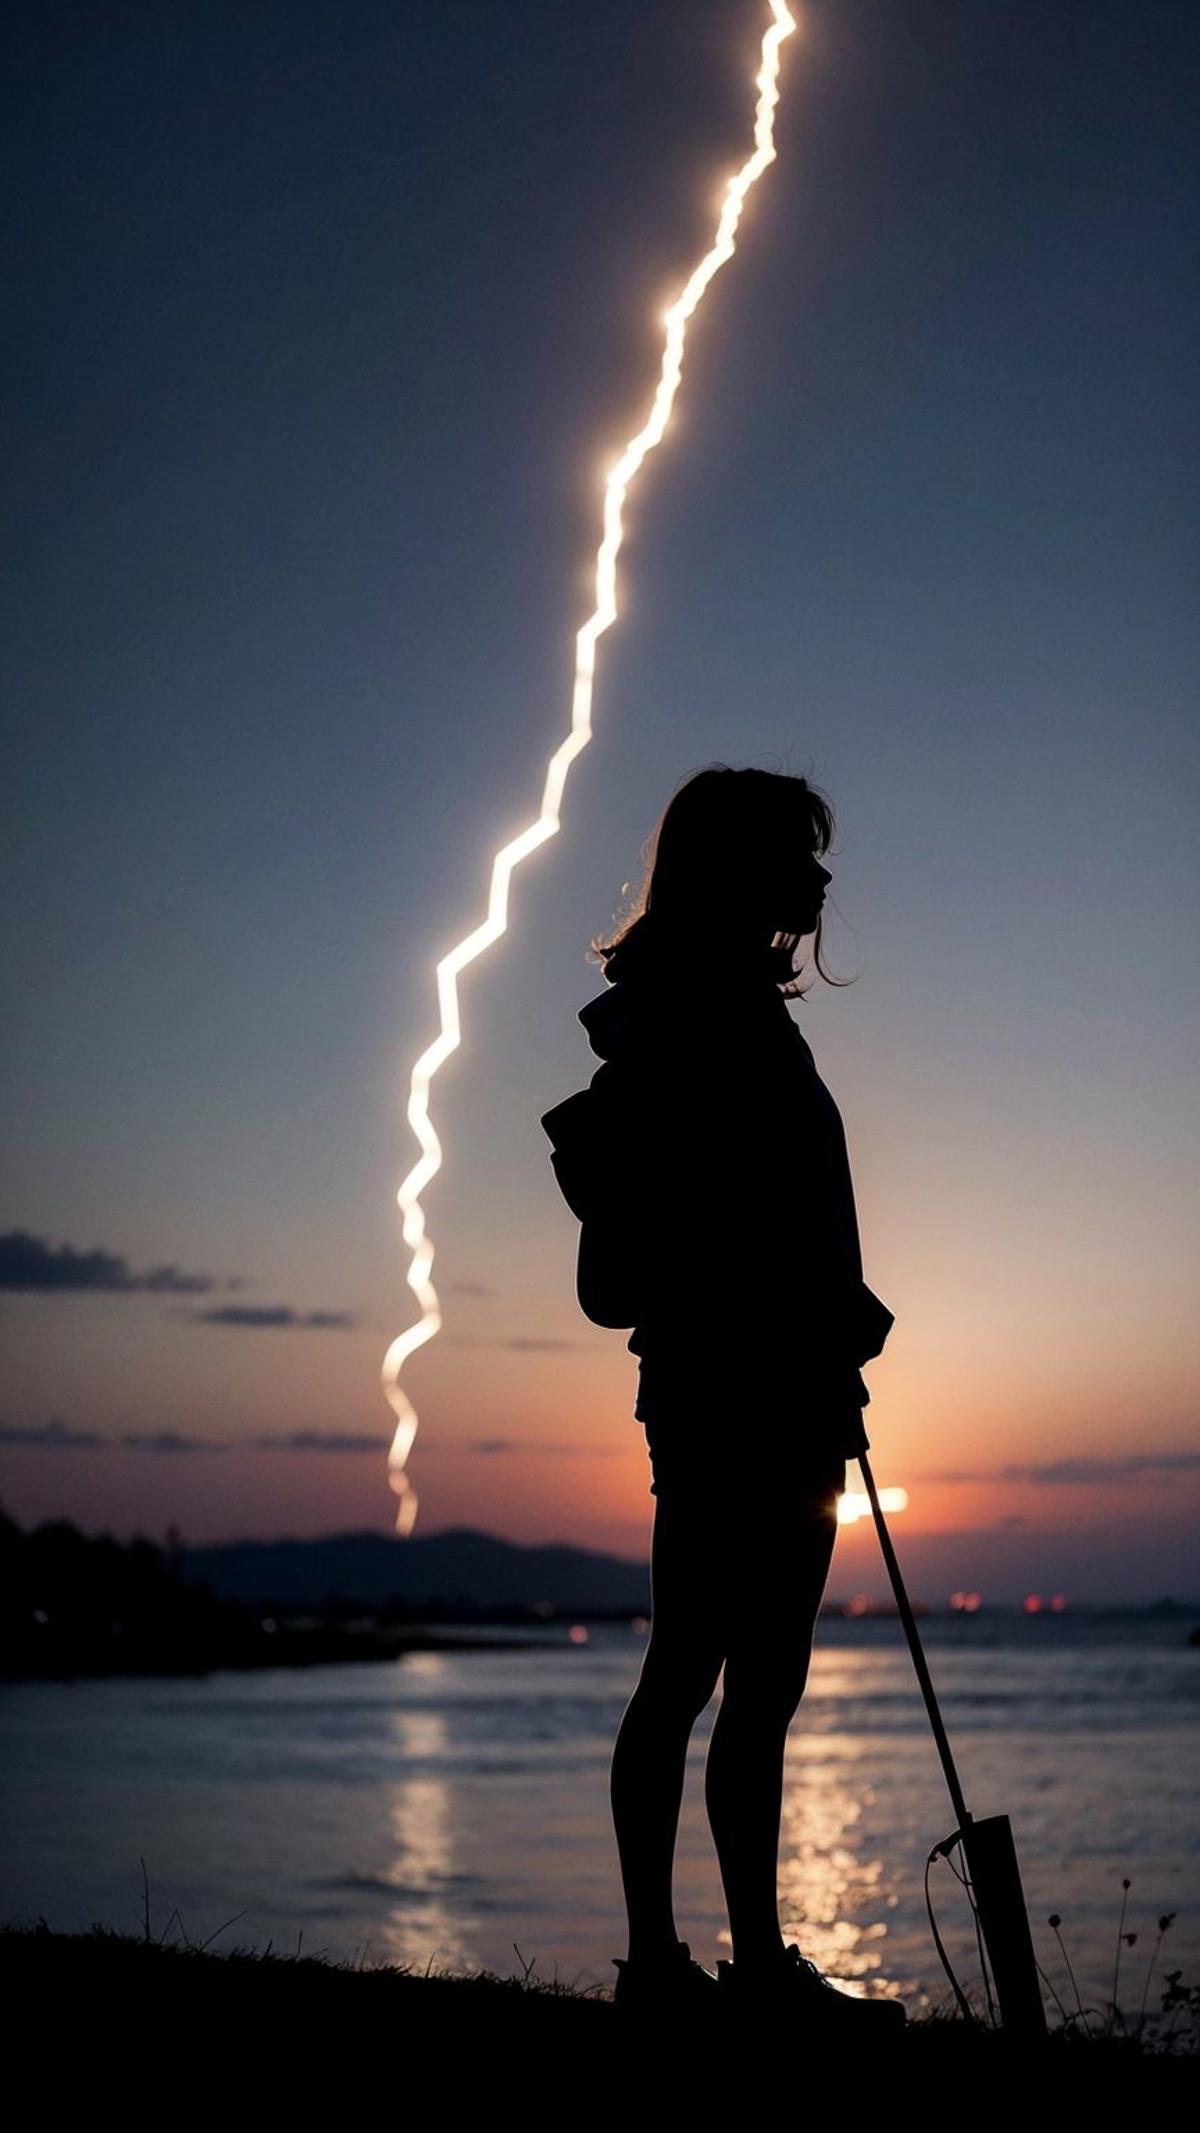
855, 1446, 1048, 2039
856, 1446, 970, 1830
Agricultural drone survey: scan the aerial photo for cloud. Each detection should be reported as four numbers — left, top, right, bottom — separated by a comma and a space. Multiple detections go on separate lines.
467, 1436, 619, 1458
504, 1335, 597, 1352
143, 1265, 244, 1296
193, 1305, 358, 1330
930, 1451, 1200, 1487
1015, 1452, 1200, 1485
0, 1229, 233, 1296
0, 1417, 107, 1449
253, 1431, 386, 1453
444, 1333, 601, 1352
1, 1418, 225, 1454
0, 1234, 354, 1329
3, 1421, 377, 1455
117, 1431, 227, 1454
2, 1418, 620, 1461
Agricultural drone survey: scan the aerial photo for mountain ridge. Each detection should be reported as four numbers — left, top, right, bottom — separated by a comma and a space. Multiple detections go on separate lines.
182, 1524, 650, 1612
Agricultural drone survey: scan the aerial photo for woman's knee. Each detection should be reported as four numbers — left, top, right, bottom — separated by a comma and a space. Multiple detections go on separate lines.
718, 1643, 814, 1727
637, 1634, 725, 1720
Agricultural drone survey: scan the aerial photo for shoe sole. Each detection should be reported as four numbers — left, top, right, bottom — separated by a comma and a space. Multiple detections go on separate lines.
717, 1980, 906, 2027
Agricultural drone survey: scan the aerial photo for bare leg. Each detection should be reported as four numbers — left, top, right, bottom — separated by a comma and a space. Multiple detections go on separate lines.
610, 1488, 726, 1964
704, 1465, 843, 1966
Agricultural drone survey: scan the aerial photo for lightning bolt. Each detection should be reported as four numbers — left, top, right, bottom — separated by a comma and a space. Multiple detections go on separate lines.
382, 1, 798, 1536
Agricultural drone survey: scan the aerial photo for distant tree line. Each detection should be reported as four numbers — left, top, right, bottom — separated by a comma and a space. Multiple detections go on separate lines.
0, 1504, 547, 1678
0, 1500, 255, 1678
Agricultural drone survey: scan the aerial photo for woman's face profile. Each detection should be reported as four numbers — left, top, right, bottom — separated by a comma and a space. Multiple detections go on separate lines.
766, 846, 830, 938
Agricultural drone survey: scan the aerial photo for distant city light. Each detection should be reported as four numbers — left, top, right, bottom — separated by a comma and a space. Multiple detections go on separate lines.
1023, 1593, 1043, 1613
949, 1590, 983, 1613
568, 1623, 590, 1645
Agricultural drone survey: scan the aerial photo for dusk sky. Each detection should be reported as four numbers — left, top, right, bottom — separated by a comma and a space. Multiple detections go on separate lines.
2, 0, 1196, 1601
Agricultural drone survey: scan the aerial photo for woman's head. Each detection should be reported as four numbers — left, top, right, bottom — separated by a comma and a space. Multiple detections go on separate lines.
590, 763, 851, 999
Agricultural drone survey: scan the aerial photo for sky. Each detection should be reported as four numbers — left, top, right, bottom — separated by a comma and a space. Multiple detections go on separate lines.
2, 0, 1196, 1601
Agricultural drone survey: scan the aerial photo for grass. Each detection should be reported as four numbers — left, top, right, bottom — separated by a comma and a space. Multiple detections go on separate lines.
3, 1867, 1195, 2103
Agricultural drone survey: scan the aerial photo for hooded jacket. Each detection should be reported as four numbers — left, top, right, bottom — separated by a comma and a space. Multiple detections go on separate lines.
540, 934, 894, 1452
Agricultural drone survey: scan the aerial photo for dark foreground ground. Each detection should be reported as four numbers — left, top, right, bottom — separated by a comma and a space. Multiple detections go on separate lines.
3, 1923, 1195, 2105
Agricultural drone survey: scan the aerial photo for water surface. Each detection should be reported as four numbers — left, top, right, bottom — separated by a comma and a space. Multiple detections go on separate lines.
2, 1612, 1196, 2021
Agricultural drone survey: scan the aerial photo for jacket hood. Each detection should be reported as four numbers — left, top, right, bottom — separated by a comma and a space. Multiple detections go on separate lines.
577, 954, 790, 1063
575, 913, 673, 1059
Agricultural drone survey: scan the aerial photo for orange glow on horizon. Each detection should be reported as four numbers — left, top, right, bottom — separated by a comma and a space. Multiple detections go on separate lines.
381, 3, 799, 1535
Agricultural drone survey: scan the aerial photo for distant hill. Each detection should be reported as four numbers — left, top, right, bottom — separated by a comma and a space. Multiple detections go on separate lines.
182, 1526, 651, 1616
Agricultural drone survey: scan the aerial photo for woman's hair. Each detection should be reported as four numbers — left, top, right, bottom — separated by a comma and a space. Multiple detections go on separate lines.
588, 763, 853, 1000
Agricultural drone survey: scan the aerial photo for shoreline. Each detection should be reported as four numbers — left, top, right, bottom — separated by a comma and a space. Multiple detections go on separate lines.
0, 1620, 556, 1683
5, 1601, 1198, 1684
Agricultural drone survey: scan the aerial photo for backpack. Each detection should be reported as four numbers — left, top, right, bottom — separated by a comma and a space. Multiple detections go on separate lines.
539, 1059, 651, 1330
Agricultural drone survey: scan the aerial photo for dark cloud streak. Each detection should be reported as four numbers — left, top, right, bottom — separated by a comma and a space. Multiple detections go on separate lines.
194, 1305, 358, 1330
0, 1229, 235, 1296
118, 1431, 227, 1454
0, 1417, 107, 1449
253, 1431, 386, 1453
929, 1452, 1200, 1486
2, 1421, 381, 1454
467, 1437, 620, 1458
444, 1332, 601, 1352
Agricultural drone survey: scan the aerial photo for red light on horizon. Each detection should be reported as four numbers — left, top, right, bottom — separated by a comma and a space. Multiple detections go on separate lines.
1023, 1593, 1043, 1613
1050, 1593, 1068, 1612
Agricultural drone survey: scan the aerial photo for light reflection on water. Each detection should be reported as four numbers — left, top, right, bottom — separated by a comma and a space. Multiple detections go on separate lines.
1, 1619, 1196, 2012
375, 1700, 471, 1971
777, 1740, 896, 1993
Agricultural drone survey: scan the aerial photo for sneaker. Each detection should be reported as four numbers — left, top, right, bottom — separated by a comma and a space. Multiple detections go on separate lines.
716, 1944, 907, 2034
612, 1940, 721, 2020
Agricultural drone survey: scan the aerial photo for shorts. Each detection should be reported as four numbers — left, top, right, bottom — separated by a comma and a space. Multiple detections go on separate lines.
635, 1354, 854, 1503
642, 1418, 847, 1511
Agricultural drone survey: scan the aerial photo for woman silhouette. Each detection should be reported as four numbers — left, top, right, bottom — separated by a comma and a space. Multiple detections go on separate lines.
576, 765, 906, 2034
